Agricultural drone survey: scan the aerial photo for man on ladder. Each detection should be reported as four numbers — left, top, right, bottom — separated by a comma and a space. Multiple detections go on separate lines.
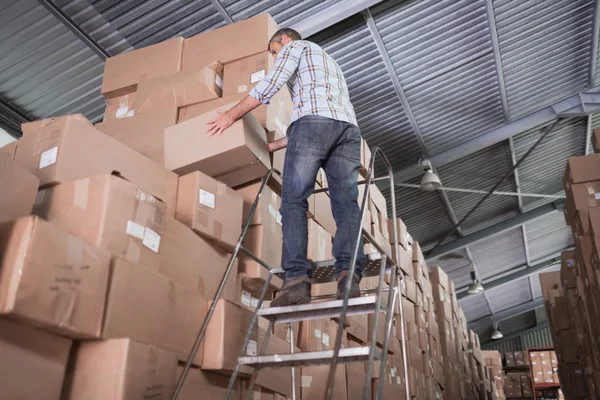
207, 28, 364, 307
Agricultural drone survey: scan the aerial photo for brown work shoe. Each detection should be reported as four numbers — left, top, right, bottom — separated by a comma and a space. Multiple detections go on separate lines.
271, 276, 311, 308
336, 271, 361, 300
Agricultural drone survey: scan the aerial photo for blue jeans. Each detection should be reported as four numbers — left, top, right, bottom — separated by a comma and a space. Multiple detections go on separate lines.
280, 115, 365, 281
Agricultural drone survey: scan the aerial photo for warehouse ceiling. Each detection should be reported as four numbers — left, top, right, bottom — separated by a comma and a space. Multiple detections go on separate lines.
1, 0, 596, 334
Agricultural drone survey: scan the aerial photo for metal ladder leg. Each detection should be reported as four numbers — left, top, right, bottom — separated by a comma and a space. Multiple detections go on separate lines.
375, 286, 399, 399
289, 321, 298, 400
170, 169, 279, 400
362, 254, 388, 400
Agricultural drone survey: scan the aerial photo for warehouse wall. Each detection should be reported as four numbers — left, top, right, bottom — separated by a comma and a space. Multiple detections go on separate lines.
482, 322, 553, 352
0, 127, 15, 147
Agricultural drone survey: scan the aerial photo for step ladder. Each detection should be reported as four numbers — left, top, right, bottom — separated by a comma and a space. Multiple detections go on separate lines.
171, 148, 410, 400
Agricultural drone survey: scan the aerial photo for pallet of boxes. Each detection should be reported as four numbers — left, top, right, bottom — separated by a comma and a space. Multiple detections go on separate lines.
483, 351, 505, 400
540, 137, 600, 400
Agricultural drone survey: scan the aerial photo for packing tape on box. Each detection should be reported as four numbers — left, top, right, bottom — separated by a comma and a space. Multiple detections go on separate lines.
73, 178, 89, 210
66, 234, 83, 266
55, 288, 77, 328
126, 240, 141, 263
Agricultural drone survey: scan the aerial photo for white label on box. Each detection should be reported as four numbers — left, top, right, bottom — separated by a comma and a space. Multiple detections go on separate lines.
595, 193, 600, 200
39, 146, 58, 169
251, 297, 259, 307
250, 69, 266, 84
390, 367, 396, 377
116, 106, 134, 119
276, 211, 283, 226
247, 340, 258, 356
396, 376, 402, 385
34, 190, 46, 205
215, 74, 223, 89
301, 376, 313, 388
322, 333, 329, 346
199, 189, 216, 209
241, 290, 252, 306
238, 85, 248, 93
142, 227, 161, 253
126, 221, 145, 240
314, 329, 321, 339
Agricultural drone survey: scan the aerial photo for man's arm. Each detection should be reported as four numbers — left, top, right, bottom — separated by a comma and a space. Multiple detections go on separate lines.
206, 42, 303, 138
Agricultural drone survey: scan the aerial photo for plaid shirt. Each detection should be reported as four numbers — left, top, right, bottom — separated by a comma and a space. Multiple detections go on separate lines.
249, 40, 358, 128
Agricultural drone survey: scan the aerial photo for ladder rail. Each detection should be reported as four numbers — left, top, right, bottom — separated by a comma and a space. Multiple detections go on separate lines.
243, 318, 276, 400
324, 146, 403, 400
171, 169, 280, 400
362, 253, 388, 399
376, 286, 399, 399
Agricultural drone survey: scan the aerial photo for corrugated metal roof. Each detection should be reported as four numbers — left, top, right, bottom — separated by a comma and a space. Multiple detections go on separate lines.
530, 264, 560, 299
525, 212, 573, 262
494, 0, 594, 119
427, 248, 472, 289
221, 0, 344, 25
461, 293, 492, 321
312, 16, 422, 170
486, 276, 532, 311
469, 227, 526, 280
513, 118, 586, 211
437, 141, 519, 233
372, 0, 505, 155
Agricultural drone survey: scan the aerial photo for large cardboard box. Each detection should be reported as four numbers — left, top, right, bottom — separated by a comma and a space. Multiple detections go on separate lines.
0, 318, 72, 400
162, 217, 237, 302
179, 90, 293, 140
0, 216, 111, 339
63, 339, 177, 400
236, 179, 282, 227
202, 300, 257, 374
102, 258, 208, 365
313, 191, 337, 236
346, 365, 369, 400
176, 171, 243, 251
165, 108, 271, 187
298, 319, 339, 352
0, 140, 18, 158
35, 174, 166, 271
183, 14, 279, 70
223, 51, 273, 96
134, 62, 223, 113
301, 365, 348, 400
0, 151, 39, 223
240, 224, 283, 286
307, 218, 333, 263
14, 115, 178, 213
176, 365, 242, 400
256, 326, 299, 397
101, 37, 184, 98
564, 180, 600, 221
95, 108, 178, 165
564, 154, 600, 187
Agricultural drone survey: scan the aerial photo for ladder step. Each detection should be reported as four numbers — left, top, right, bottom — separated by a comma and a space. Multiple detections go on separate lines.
239, 347, 380, 368
258, 295, 384, 323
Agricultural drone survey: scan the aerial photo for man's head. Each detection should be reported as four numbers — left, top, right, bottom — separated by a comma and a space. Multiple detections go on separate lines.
268, 28, 302, 59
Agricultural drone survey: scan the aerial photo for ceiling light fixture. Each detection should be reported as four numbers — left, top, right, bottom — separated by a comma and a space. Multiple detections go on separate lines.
491, 322, 503, 340
419, 159, 442, 191
467, 271, 484, 294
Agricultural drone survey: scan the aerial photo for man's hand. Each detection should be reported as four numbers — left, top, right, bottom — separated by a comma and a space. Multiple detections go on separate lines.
206, 109, 235, 137
268, 137, 288, 152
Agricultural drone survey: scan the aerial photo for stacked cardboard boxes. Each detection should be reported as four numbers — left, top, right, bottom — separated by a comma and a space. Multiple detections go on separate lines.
484, 351, 506, 400
503, 372, 532, 398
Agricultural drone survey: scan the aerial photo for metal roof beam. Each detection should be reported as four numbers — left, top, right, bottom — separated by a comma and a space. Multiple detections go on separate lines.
425, 200, 564, 260
210, 0, 234, 24
37, 0, 110, 60
484, 0, 509, 121
290, 0, 386, 38
385, 87, 600, 186
457, 253, 565, 301
0, 98, 32, 138
468, 298, 545, 330
589, 0, 600, 86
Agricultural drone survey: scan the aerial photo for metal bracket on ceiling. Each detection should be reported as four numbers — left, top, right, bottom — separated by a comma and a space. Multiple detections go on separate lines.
552, 92, 600, 118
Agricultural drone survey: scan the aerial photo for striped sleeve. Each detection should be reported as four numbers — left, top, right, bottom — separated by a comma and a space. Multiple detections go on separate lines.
249, 41, 303, 104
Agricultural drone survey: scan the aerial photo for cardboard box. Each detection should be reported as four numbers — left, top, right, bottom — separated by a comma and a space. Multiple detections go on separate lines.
298, 319, 339, 352
256, 326, 299, 397
565, 180, 600, 221
346, 365, 369, 400
223, 51, 273, 96
240, 224, 283, 286
183, 14, 279, 70
301, 365, 347, 400
95, 107, 178, 165
103, 92, 136, 122
63, 339, 177, 400
307, 218, 333, 262
176, 365, 242, 400
0, 151, 39, 223
134, 62, 223, 113
34, 174, 166, 271
102, 258, 208, 365
179, 90, 293, 140
236, 179, 281, 227
312, 191, 337, 236
101, 37, 184, 98
388, 218, 410, 250
564, 154, 600, 187
165, 107, 270, 187
176, 171, 243, 251
0, 318, 72, 400
15, 115, 178, 213
161, 217, 237, 302
202, 300, 257, 374
0, 216, 111, 339
0, 140, 17, 158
